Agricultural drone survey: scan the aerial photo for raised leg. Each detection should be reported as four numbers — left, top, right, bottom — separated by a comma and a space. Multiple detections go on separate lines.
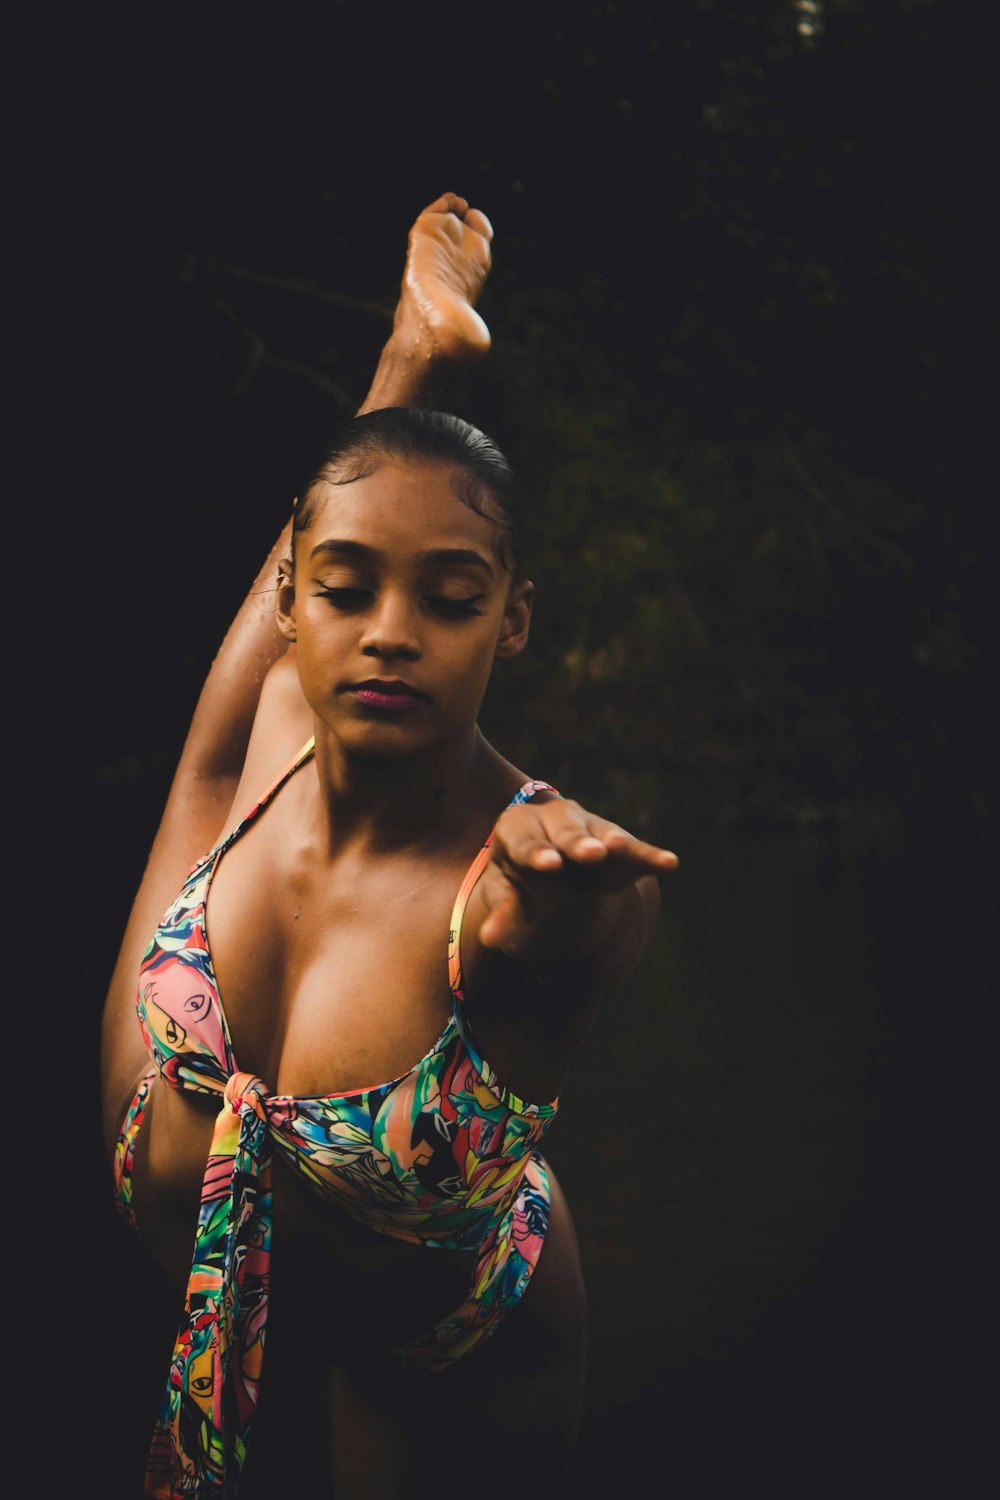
100, 191, 497, 1160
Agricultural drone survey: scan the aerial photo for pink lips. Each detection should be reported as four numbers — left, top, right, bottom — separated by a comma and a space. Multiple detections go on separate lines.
348, 680, 426, 711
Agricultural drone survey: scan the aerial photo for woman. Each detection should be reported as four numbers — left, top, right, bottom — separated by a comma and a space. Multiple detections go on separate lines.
101, 192, 678, 1499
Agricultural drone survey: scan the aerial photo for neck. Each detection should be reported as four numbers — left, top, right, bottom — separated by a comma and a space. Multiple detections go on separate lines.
309, 722, 503, 854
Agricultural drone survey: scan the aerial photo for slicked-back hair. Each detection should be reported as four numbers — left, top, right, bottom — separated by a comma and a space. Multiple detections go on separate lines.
292, 408, 523, 576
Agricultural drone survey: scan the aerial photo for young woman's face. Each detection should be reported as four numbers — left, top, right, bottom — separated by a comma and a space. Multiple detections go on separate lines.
280, 458, 532, 758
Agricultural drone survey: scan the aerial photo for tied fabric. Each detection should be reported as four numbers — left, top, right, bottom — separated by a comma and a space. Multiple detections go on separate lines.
116, 742, 563, 1495
145, 1073, 272, 1499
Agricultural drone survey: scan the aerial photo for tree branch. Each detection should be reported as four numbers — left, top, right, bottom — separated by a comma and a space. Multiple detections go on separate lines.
204, 258, 392, 323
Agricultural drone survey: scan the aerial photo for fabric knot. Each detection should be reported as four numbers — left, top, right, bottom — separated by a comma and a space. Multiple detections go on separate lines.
224, 1071, 269, 1118
145, 1070, 273, 1497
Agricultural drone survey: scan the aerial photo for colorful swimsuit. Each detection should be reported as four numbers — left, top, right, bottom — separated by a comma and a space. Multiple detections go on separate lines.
115, 738, 559, 1498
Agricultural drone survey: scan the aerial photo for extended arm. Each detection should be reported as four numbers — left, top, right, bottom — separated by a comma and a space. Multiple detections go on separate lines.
458, 799, 676, 1102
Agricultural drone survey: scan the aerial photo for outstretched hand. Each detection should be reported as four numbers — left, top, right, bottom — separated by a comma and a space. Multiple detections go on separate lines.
478, 799, 679, 964
394, 191, 494, 364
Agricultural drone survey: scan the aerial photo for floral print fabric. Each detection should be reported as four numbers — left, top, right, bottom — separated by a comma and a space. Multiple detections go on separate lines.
115, 739, 558, 1497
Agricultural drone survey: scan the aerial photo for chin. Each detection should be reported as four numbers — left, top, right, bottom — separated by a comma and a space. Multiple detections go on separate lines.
335, 721, 443, 764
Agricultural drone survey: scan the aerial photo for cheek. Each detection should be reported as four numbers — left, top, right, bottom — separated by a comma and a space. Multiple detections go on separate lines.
444, 630, 502, 703
292, 619, 350, 703
296, 606, 351, 659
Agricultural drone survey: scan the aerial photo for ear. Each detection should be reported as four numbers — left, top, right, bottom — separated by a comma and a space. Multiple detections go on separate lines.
494, 580, 533, 660
275, 559, 297, 643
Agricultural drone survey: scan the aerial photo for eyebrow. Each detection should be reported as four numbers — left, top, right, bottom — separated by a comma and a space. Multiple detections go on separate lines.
309, 540, 495, 576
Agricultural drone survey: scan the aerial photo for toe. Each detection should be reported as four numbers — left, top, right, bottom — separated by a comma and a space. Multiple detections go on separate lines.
464, 207, 494, 242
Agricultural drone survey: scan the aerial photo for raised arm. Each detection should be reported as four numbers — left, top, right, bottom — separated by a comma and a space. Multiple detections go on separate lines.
100, 192, 495, 1150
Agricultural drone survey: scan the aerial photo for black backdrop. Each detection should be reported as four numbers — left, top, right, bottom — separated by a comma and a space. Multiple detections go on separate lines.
19, 2, 993, 1495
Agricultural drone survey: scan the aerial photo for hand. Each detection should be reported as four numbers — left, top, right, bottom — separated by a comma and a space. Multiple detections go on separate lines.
478, 799, 678, 963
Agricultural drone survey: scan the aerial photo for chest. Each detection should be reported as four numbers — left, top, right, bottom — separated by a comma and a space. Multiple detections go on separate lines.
203, 819, 471, 1097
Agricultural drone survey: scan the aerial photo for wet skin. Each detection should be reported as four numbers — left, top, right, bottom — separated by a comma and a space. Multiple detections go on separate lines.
101, 196, 673, 1496
118, 464, 591, 1492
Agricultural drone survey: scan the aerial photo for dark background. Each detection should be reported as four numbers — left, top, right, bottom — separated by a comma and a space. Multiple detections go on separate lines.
21, 1, 993, 1494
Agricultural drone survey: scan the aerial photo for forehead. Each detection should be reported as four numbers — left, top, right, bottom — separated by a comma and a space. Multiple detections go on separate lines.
299, 458, 506, 563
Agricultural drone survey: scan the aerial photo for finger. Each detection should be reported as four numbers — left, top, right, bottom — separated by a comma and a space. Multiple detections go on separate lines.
491, 808, 569, 873
643, 844, 680, 870
530, 801, 615, 863
493, 803, 620, 872
492, 804, 679, 877
591, 828, 679, 870
534, 805, 680, 871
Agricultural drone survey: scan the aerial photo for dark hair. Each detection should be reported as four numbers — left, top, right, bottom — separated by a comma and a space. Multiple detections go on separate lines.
293, 408, 523, 575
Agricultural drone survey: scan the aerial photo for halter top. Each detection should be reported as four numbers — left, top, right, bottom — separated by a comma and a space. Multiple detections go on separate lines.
127, 737, 559, 1495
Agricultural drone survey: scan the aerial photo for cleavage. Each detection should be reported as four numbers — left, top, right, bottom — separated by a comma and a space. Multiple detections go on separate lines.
204, 813, 462, 1098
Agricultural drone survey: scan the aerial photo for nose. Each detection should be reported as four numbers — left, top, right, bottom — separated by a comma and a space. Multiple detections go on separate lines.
358, 588, 422, 662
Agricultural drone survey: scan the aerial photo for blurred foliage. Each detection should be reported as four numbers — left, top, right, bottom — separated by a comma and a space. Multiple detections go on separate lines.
29, 0, 991, 836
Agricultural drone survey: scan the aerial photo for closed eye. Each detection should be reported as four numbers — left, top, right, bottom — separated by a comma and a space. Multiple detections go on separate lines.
314, 587, 485, 618
427, 595, 486, 617
314, 587, 371, 610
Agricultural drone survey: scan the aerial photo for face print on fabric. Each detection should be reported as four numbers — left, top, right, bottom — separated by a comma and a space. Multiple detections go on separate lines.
140, 948, 229, 1068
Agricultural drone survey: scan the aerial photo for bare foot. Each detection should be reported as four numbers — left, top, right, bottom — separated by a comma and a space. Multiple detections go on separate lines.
394, 191, 494, 365
357, 193, 493, 413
